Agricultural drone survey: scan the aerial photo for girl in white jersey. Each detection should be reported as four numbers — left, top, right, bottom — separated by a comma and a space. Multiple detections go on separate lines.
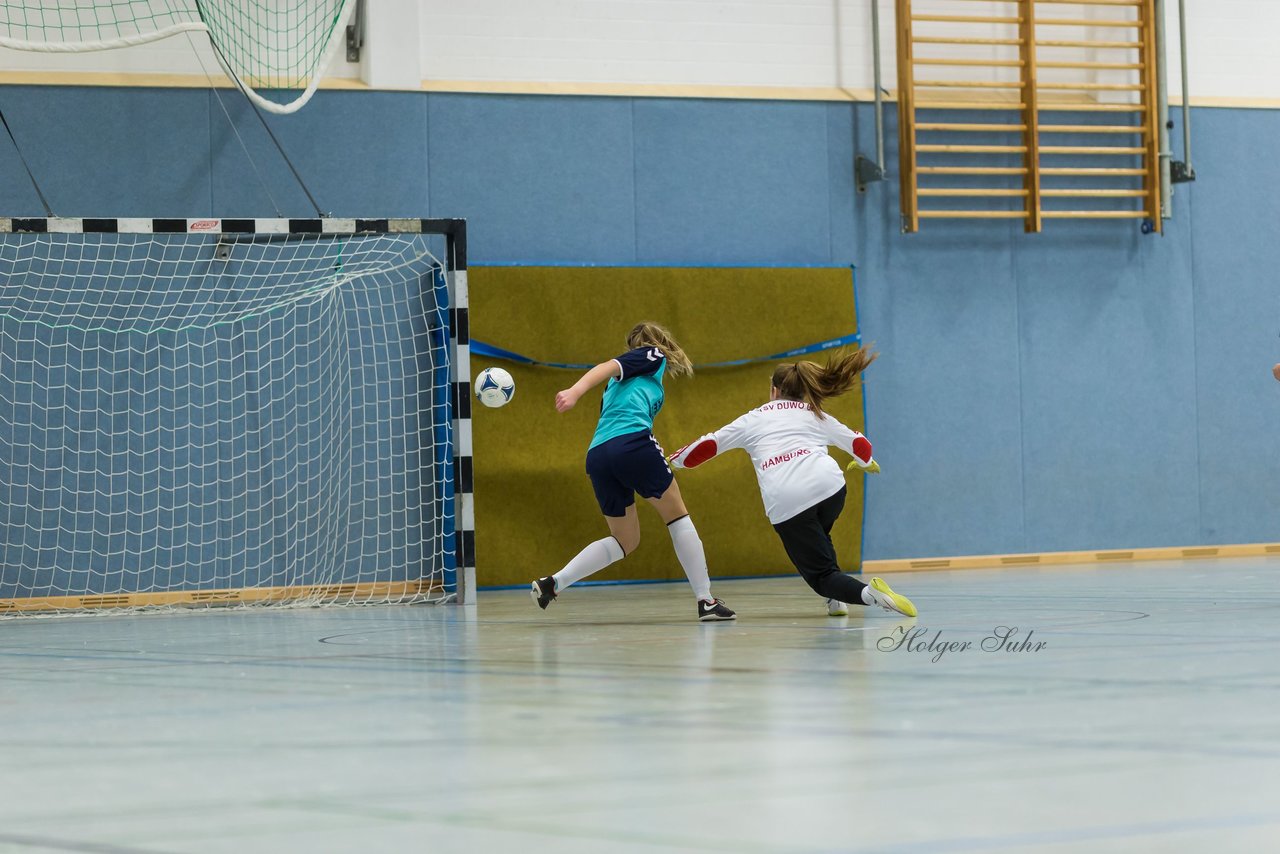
530, 322, 736, 622
670, 347, 916, 618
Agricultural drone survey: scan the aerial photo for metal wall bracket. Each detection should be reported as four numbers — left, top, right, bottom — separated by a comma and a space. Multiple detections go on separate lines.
855, 155, 885, 194
1171, 161, 1196, 184
346, 0, 366, 62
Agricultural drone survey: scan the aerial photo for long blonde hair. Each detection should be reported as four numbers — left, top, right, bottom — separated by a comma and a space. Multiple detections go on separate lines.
626, 321, 693, 378
771, 345, 877, 418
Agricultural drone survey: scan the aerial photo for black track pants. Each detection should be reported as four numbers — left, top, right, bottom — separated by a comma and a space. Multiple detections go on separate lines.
771, 486, 868, 605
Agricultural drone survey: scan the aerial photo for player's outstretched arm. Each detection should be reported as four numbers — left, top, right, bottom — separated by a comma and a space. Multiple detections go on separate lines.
670, 434, 721, 469
670, 413, 752, 469
555, 361, 623, 412
819, 412, 877, 471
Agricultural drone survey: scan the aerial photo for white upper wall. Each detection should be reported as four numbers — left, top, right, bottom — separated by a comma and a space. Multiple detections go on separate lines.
0, 1, 1269, 103
420, 0, 848, 89
1165, 0, 1278, 102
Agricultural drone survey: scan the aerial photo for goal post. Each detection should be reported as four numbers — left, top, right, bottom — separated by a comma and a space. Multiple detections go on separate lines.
0, 215, 473, 614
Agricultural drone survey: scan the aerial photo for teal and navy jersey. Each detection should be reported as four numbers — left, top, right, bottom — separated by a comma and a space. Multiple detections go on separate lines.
588, 347, 668, 449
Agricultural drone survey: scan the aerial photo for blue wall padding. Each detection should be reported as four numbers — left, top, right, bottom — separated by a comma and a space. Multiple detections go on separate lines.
0, 86, 1276, 557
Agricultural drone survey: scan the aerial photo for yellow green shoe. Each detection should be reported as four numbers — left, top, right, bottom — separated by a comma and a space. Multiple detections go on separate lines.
867, 577, 917, 618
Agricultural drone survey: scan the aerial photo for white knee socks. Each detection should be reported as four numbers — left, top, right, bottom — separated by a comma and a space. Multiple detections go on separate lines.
667, 516, 712, 602
551, 519, 712, 601
553, 536, 626, 591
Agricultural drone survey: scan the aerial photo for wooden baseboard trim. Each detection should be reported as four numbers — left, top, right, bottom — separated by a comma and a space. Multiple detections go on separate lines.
0, 69, 371, 90
2, 70, 1279, 110
418, 79, 874, 102
0, 579, 443, 614
864, 542, 1280, 574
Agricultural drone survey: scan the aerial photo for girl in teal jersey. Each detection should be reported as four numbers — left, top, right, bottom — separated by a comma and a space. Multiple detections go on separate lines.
530, 322, 736, 621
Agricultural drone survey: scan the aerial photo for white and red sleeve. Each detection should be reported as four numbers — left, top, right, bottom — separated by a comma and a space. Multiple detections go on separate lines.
669, 433, 719, 469
670, 413, 751, 469
821, 414, 874, 466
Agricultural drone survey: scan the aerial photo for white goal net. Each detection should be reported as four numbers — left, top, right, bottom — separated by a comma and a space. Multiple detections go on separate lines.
0, 0, 356, 114
0, 218, 461, 614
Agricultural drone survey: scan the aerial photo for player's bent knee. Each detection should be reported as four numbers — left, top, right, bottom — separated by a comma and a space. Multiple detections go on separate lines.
800, 568, 840, 596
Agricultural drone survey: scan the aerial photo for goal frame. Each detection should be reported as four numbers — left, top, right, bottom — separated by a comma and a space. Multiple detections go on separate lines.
0, 215, 475, 609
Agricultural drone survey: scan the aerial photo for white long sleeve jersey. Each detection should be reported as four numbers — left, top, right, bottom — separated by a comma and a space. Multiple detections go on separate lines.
670, 400, 874, 524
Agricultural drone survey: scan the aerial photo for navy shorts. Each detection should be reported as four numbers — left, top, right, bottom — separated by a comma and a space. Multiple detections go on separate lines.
585, 430, 674, 517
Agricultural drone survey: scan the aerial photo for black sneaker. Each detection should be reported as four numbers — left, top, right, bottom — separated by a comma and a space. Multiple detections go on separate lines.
530, 576, 557, 610
697, 598, 736, 622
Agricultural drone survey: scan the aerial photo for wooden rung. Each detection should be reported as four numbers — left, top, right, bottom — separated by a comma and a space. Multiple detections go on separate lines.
1037, 0, 1140, 6
918, 189, 1029, 197
916, 101, 1026, 110
1040, 211, 1150, 219
917, 122, 1028, 132
914, 58, 1025, 67
915, 79, 1024, 89
914, 37, 1023, 46
1041, 189, 1147, 197
1038, 82, 1145, 91
917, 166, 1029, 175
1041, 167, 1147, 175
1038, 18, 1141, 28
1040, 145, 1145, 154
1036, 40, 1141, 49
1038, 61, 1143, 70
912, 14, 1023, 24
918, 144, 1028, 153
1039, 124, 1145, 134
1038, 103, 1146, 112
1039, 0, 1141, 5
918, 211, 1028, 219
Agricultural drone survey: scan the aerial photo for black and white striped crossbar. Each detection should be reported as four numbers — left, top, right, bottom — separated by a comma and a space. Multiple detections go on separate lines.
0, 217, 465, 237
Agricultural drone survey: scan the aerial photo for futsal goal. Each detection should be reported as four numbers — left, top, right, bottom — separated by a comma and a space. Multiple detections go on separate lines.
0, 216, 474, 614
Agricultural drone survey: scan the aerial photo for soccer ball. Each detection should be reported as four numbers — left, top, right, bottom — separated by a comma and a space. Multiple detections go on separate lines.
475, 366, 515, 408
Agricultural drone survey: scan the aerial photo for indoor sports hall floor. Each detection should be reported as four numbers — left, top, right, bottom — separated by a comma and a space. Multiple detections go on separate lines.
2, 559, 1278, 853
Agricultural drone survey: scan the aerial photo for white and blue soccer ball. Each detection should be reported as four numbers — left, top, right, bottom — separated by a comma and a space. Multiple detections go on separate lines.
474, 366, 515, 408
